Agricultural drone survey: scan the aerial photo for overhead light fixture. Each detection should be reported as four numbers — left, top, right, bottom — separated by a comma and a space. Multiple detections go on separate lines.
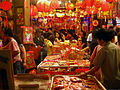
58, 1, 61, 4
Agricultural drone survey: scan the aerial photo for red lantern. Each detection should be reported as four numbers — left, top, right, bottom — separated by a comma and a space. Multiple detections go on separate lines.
93, 0, 102, 8
82, 0, 95, 9
66, 3, 74, 10
86, 5, 98, 14
101, 2, 110, 11
0, 1, 12, 11
92, 20, 99, 26
106, 0, 115, 2
76, 0, 82, 8
36, 0, 51, 12
50, 0, 60, 10
30, 5, 38, 16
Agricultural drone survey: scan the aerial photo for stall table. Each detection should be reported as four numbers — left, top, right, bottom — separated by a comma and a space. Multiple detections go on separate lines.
37, 55, 90, 75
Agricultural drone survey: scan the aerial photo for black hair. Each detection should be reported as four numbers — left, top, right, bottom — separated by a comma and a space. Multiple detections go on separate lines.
48, 35, 55, 44
36, 29, 41, 33
43, 32, 53, 39
109, 26, 114, 29
13, 35, 22, 44
118, 32, 120, 44
95, 28, 114, 42
116, 27, 120, 35
4, 28, 13, 37
60, 29, 67, 36
48, 28, 52, 31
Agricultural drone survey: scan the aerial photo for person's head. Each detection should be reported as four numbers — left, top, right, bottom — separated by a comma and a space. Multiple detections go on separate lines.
3, 28, 13, 43
92, 30, 97, 40
67, 30, 72, 37
48, 28, 52, 32
35, 29, 41, 37
109, 30, 116, 43
4, 28, 13, 37
108, 26, 114, 30
95, 28, 113, 46
13, 35, 22, 44
48, 35, 55, 44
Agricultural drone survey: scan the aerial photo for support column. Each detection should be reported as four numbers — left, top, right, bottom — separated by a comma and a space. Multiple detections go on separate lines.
24, 0, 30, 26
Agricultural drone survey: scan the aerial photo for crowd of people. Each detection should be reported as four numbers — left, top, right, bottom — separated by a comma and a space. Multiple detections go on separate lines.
0, 24, 120, 89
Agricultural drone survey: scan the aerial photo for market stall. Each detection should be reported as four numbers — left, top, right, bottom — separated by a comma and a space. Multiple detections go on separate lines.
37, 41, 90, 76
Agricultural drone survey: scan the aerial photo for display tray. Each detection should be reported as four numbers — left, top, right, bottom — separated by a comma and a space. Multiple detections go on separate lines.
50, 75, 106, 90
44, 55, 61, 60
14, 74, 51, 90
37, 60, 90, 74
37, 60, 90, 68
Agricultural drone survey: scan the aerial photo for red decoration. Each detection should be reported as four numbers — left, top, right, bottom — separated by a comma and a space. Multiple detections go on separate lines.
82, 0, 95, 9
66, 3, 74, 10
86, 5, 98, 14
0, 1, 12, 11
106, 0, 115, 2
30, 5, 38, 16
93, 0, 102, 8
22, 26, 33, 44
101, 2, 110, 11
50, 0, 60, 10
76, 0, 82, 8
92, 20, 99, 26
26, 51, 36, 69
29, 69, 36, 74
36, 0, 51, 12
109, 3, 113, 9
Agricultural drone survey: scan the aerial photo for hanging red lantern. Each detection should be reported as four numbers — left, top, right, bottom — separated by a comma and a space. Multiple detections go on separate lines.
86, 5, 98, 14
76, 0, 82, 8
93, 0, 102, 8
106, 0, 115, 2
0, 1, 12, 11
30, 5, 38, 16
66, 3, 74, 10
36, 0, 51, 12
101, 2, 110, 11
101, 2, 111, 22
92, 20, 99, 26
82, 0, 95, 9
50, 0, 60, 10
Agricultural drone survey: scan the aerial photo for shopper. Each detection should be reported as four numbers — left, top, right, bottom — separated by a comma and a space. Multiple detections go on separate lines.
80, 28, 120, 89
87, 31, 92, 46
14, 35, 26, 73
1, 28, 22, 74
89, 30, 98, 55
33, 29, 44, 47
46, 34, 55, 56
54, 32, 61, 45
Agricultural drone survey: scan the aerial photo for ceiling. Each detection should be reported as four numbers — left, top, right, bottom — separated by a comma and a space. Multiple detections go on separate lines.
30, 0, 77, 7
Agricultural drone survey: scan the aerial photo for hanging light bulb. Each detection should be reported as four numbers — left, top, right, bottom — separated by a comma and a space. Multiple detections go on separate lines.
58, 1, 61, 4
69, 0, 71, 3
